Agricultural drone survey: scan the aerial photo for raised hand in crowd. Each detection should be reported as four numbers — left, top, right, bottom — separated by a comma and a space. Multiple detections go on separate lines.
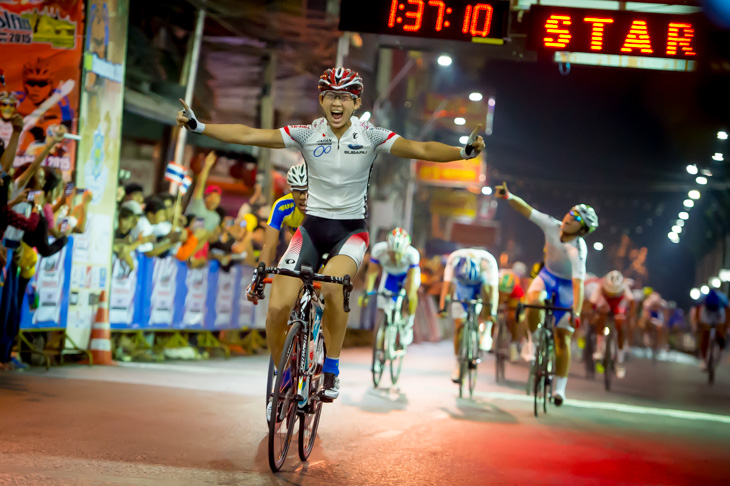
7, 188, 30, 207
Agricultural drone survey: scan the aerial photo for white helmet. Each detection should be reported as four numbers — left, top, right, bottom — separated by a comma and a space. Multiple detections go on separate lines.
287, 163, 307, 190
387, 228, 411, 255
603, 270, 624, 296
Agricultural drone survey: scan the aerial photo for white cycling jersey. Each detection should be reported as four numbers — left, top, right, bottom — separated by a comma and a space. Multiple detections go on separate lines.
443, 248, 499, 287
280, 116, 400, 220
529, 210, 587, 281
370, 241, 419, 276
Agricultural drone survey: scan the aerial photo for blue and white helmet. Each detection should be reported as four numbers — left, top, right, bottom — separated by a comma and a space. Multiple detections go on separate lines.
455, 256, 481, 282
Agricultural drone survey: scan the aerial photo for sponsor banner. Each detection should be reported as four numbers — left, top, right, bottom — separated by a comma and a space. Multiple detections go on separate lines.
109, 251, 141, 328
20, 237, 75, 329
416, 157, 484, 187
182, 266, 207, 328
148, 256, 177, 327
0, 0, 84, 172
430, 188, 478, 218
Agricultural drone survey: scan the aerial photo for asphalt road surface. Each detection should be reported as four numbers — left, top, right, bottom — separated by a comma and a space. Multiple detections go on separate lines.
1, 342, 729, 485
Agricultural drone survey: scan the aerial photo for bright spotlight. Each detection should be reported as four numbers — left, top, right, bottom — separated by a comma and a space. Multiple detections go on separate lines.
593, 242, 604, 251
672, 225, 682, 234
454, 117, 466, 126
690, 288, 701, 300
701, 285, 710, 294
720, 269, 730, 282
668, 231, 678, 241
686, 164, 698, 175
469, 92, 483, 102
481, 186, 492, 195
437, 55, 452, 66
712, 153, 724, 162
360, 111, 371, 122
679, 211, 689, 220
718, 131, 728, 140
683, 199, 694, 208
676, 219, 685, 227
689, 190, 701, 200
487, 97, 495, 107
710, 277, 722, 288
696, 176, 708, 185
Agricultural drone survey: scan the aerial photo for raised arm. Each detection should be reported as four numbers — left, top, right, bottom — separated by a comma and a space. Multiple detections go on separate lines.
15, 125, 66, 189
494, 182, 534, 219
176, 99, 285, 149
1, 114, 24, 173
193, 151, 217, 200
390, 125, 484, 163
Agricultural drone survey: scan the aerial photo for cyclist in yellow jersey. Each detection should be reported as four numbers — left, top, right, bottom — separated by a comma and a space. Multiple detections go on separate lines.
258, 163, 307, 267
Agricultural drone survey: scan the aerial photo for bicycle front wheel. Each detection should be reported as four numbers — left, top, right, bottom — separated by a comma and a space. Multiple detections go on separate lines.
371, 320, 386, 388
584, 327, 595, 379
468, 327, 479, 398
604, 331, 614, 392
299, 333, 325, 461
265, 356, 275, 420
268, 322, 301, 472
708, 333, 715, 385
495, 318, 508, 383
389, 326, 405, 386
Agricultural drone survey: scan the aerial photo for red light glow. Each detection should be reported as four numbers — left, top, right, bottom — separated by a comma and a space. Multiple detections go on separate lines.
544, 15, 572, 48
584, 17, 614, 51
666, 22, 696, 56
388, 0, 398, 27
428, 1, 446, 31
462, 4, 472, 33
469, 4, 494, 37
620, 20, 653, 54
403, 0, 425, 32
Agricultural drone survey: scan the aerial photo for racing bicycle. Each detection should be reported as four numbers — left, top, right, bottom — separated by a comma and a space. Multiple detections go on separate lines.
368, 288, 409, 388
444, 296, 483, 398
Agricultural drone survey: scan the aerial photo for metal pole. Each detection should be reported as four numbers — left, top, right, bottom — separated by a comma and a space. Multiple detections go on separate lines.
259, 50, 277, 205
174, 7, 206, 166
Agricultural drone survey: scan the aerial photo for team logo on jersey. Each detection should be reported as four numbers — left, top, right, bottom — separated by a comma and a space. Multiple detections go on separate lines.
347, 144, 363, 150
313, 145, 332, 157
316, 138, 333, 145
345, 149, 367, 154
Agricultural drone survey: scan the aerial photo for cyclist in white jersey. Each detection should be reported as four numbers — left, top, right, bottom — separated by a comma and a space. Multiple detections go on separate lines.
439, 248, 499, 382
496, 182, 598, 406
177, 67, 484, 401
362, 228, 420, 346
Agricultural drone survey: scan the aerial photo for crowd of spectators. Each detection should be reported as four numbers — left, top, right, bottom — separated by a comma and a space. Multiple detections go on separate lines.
113, 151, 270, 276
1, 120, 91, 371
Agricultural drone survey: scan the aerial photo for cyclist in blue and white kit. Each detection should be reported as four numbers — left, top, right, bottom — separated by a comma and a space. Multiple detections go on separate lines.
439, 248, 499, 382
362, 228, 420, 346
177, 68, 485, 402
496, 182, 598, 406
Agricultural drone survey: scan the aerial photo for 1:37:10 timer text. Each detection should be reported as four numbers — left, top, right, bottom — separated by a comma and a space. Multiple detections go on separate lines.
388, 0, 498, 37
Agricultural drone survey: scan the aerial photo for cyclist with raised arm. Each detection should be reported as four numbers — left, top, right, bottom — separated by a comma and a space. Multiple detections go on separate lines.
439, 249, 499, 382
362, 228, 420, 346
690, 288, 728, 371
255, 163, 308, 268
498, 269, 525, 363
177, 67, 484, 403
589, 270, 635, 378
495, 182, 598, 406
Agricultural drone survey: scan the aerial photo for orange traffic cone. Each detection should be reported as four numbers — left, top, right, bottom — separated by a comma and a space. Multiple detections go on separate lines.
84, 291, 116, 365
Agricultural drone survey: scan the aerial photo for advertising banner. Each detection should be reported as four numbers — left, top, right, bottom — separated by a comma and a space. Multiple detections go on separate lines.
416, 156, 484, 187
68, 0, 129, 346
148, 256, 178, 327
0, 0, 84, 171
182, 266, 207, 328
109, 252, 141, 328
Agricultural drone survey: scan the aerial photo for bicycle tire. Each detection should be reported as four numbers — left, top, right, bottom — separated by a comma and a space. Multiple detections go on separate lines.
298, 333, 325, 461
708, 338, 715, 385
544, 340, 554, 414
495, 318, 507, 383
526, 354, 535, 396
584, 327, 595, 379
268, 321, 301, 472
604, 331, 614, 392
468, 327, 479, 397
389, 326, 405, 386
371, 321, 386, 388
458, 326, 468, 398
533, 334, 545, 417
265, 356, 275, 419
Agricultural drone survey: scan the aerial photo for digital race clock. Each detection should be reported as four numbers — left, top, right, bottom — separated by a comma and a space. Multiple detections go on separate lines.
339, 0, 510, 43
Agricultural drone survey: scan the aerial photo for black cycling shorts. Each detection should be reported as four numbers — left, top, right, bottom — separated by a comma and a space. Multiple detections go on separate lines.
278, 215, 369, 271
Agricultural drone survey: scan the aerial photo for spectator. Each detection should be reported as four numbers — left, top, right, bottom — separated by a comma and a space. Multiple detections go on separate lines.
140, 196, 180, 258
176, 214, 208, 263
113, 205, 141, 271
185, 151, 221, 233
123, 182, 144, 204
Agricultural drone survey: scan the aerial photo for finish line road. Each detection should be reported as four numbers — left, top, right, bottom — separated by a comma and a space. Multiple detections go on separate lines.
1, 342, 729, 485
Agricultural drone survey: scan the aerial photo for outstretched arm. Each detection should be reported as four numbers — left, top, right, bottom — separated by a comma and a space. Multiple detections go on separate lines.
495, 182, 534, 219
390, 125, 484, 163
15, 125, 66, 189
176, 99, 285, 149
1, 115, 24, 173
193, 151, 217, 200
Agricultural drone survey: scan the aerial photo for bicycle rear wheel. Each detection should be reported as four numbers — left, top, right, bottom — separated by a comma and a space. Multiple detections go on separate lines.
389, 326, 405, 386
604, 331, 614, 392
299, 334, 325, 461
268, 322, 301, 472
371, 320, 386, 388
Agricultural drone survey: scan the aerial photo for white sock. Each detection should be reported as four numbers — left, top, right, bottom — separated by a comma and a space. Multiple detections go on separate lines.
554, 376, 568, 395
618, 349, 625, 364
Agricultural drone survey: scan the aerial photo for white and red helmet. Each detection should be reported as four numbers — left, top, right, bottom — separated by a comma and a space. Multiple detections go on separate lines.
387, 227, 411, 255
318, 67, 363, 98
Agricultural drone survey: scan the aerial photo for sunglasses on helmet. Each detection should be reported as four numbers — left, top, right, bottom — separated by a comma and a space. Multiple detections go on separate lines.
569, 209, 587, 227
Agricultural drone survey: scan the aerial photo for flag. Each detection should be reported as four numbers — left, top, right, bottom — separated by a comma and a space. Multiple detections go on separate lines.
180, 174, 193, 195
165, 162, 186, 185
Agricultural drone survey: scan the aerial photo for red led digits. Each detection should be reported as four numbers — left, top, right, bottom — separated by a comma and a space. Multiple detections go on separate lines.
428, 1, 446, 31
388, 0, 398, 27
583, 17, 614, 51
544, 15, 572, 48
469, 4, 494, 37
620, 20, 653, 54
666, 22, 696, 56
403, 0, 425, 32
